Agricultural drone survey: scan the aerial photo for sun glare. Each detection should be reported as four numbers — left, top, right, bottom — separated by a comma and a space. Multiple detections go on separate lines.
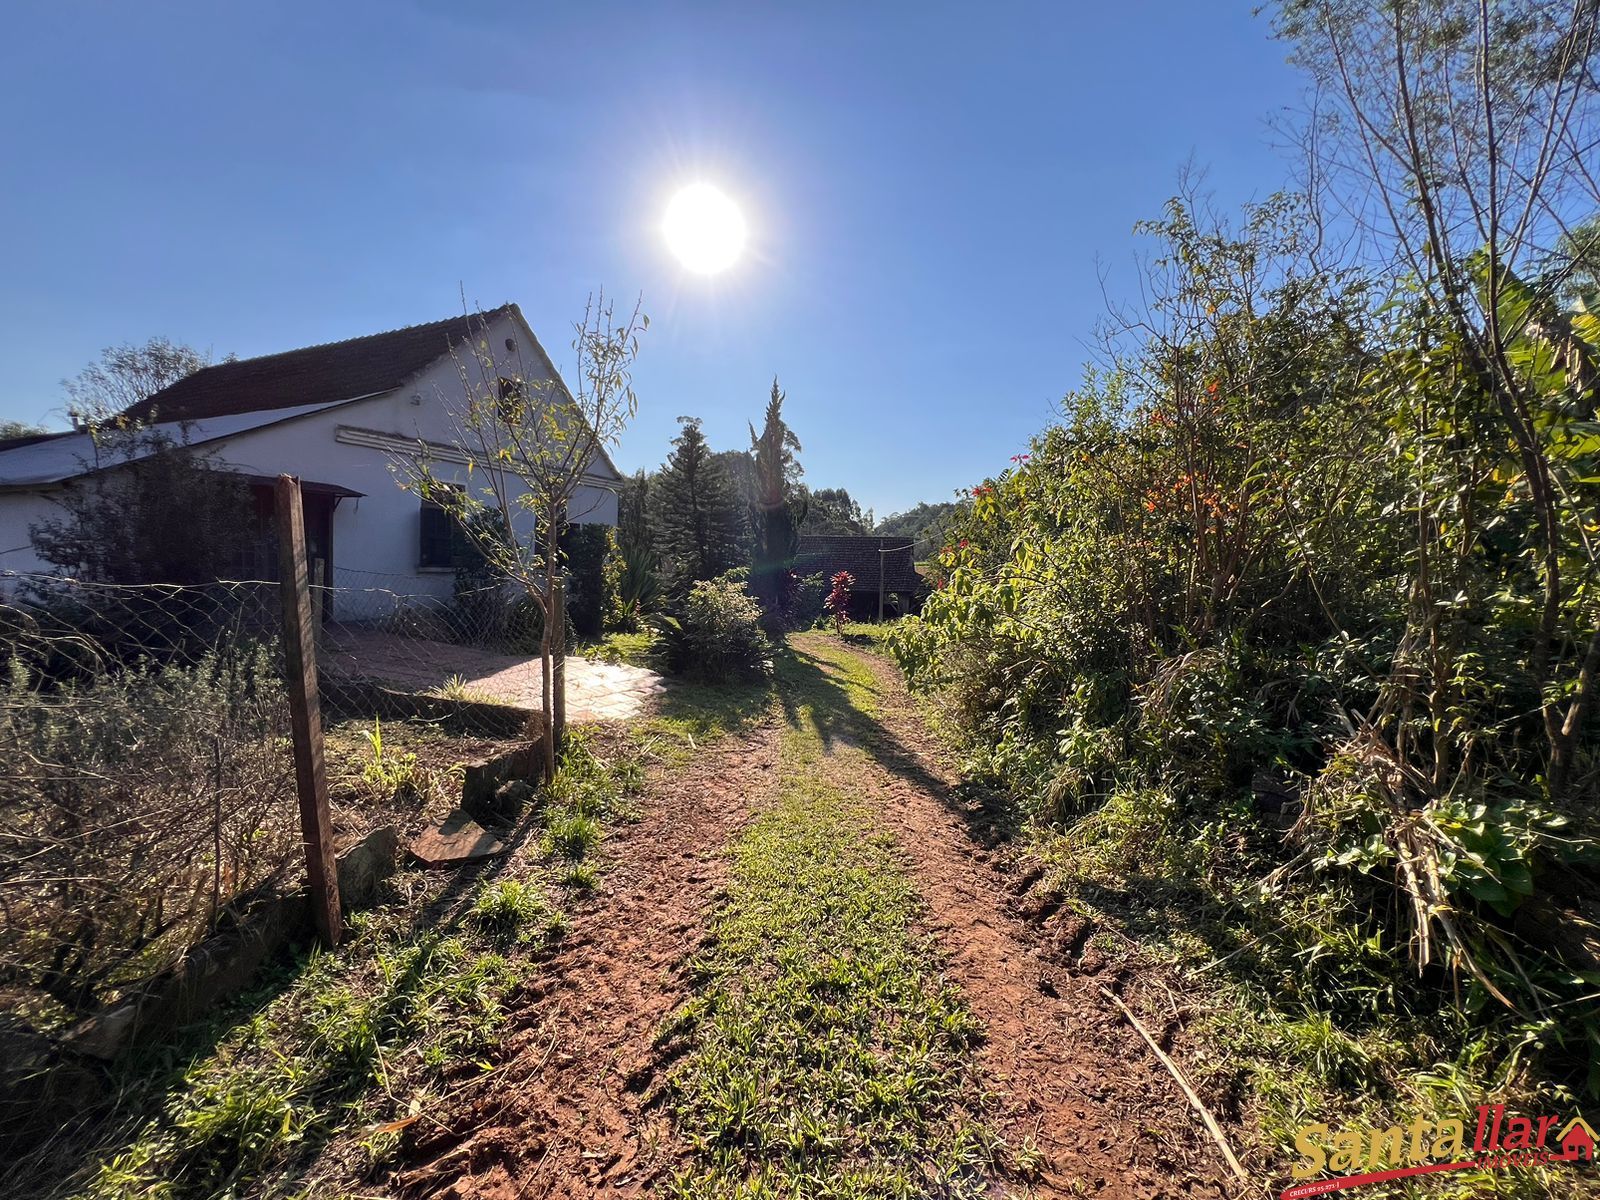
663, 182, 746, 274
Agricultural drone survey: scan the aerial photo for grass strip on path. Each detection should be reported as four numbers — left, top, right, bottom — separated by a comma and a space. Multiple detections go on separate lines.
659, 640, 1002, 1200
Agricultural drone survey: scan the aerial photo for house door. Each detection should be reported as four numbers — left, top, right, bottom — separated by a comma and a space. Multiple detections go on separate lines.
240, 484, 335, 591
301, 493, 334, 591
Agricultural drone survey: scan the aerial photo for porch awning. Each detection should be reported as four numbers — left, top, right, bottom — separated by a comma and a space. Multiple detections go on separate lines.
240, 474, 365, 499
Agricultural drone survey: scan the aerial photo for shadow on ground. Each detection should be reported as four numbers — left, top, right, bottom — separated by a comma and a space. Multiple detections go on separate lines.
777, 639, 1022, 848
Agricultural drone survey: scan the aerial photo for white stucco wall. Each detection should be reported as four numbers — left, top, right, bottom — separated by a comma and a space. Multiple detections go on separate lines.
0, 490, 65, 577
0, 310, 620, 608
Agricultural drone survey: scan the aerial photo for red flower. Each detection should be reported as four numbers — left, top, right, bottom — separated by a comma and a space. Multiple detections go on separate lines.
959, 539, 970, 548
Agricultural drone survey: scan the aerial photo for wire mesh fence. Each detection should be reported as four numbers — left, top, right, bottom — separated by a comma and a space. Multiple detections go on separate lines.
0, 574, 296, 1032
316, 568, 579, 716
0, 566, 565, 1036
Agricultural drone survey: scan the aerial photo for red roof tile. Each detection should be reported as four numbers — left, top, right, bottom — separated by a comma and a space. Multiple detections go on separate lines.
121, 305, 516, 424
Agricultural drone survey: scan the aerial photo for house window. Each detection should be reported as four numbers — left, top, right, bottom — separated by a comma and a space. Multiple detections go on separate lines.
419, 488, 467, 569
496, 376, 527, 426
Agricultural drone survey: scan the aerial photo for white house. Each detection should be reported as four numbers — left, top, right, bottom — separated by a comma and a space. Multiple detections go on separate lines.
0, 305, 621, 609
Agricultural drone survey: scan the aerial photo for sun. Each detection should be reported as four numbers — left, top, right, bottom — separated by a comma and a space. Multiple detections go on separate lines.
663, 183, 746, 274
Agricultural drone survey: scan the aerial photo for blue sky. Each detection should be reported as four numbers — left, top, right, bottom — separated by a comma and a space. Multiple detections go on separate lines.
0, 3, 1304, 518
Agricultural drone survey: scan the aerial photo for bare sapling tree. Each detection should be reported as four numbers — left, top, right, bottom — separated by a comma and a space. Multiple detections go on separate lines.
1275, 0, 1600, 802
63, 336, 219, 427
394, 296, 646, 779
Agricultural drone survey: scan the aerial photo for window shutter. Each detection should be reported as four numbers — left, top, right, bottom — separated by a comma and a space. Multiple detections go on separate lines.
419, 501, 453, 569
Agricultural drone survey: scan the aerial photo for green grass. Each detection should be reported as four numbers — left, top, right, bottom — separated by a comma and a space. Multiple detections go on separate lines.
631, 675, 775, 767
839, 620, 902, 651
43, 725, 652, 1200
425, 673, 502, 704
470, 878, 566, 945
658, 636, 1001, 1199
80, 901, 527, 1199
574, 629, 656, 667
543, 809, 602, 858
539, 728, 628, 861
792, 634, 1584, 1195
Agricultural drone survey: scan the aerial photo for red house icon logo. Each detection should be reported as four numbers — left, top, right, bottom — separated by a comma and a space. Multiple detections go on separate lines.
1558, 1117, 1596, 1163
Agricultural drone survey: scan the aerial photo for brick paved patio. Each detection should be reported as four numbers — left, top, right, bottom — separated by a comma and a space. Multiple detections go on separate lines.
321, 627, 667, 722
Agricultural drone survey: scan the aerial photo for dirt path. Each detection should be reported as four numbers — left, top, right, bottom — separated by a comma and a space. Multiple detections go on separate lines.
801, 636, 1241, 1199
402, 638, 1242, 1199
397, 726, 780, 1199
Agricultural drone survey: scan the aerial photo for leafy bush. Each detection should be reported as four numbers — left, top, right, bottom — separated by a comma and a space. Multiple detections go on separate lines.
892, 192, 1600, 1107
28, 427, 255, 587
560, 522, 611, 639
787, 571, 827, 629
604, 537, 662, 632
824, 571, 854, 634
651, 574, 772, 682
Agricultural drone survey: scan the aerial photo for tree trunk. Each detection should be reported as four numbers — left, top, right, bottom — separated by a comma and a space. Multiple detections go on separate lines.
552, 570, 567, 751
550, 500, 569, 756
538, 602, 555, 781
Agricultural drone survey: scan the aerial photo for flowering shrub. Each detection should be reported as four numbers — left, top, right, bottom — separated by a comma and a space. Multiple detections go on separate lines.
823, 571, 854, 634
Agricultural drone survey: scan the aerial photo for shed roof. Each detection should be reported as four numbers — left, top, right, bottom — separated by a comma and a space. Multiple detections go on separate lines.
795, 535, 920, 594
0, 402, 351, 490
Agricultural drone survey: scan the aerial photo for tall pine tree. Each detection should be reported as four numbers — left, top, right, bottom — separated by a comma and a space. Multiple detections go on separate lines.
616, 469, 653, 556
749, 378, 806, 622
652, 417, 746, 588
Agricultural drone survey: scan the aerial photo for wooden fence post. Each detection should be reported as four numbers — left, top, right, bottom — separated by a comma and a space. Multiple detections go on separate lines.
275, 474, 342, 948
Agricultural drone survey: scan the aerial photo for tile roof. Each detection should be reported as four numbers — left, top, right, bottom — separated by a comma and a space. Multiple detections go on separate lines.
120, 305, 518, 424
795, 534, 920, 594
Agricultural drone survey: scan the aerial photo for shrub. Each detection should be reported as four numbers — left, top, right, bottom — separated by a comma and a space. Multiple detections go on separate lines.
788, 571, 827, 629
824, 571, 855, 634
604, 537, 662, 632
561, 523, 611, 639
470, 880, 562, 945
650, 574, 772, 682
891, 193, 1600, 1106
0, 637, 296, 1025
28, 427, 255, 587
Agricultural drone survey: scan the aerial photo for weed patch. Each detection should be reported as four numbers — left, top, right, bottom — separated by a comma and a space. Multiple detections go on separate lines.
78, 900, 525, 1200
470, 878, 565, 946
36, 724, 648, 1199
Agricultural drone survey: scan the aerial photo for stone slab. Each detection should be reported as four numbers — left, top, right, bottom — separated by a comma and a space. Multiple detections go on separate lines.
409, 810, 508, 867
